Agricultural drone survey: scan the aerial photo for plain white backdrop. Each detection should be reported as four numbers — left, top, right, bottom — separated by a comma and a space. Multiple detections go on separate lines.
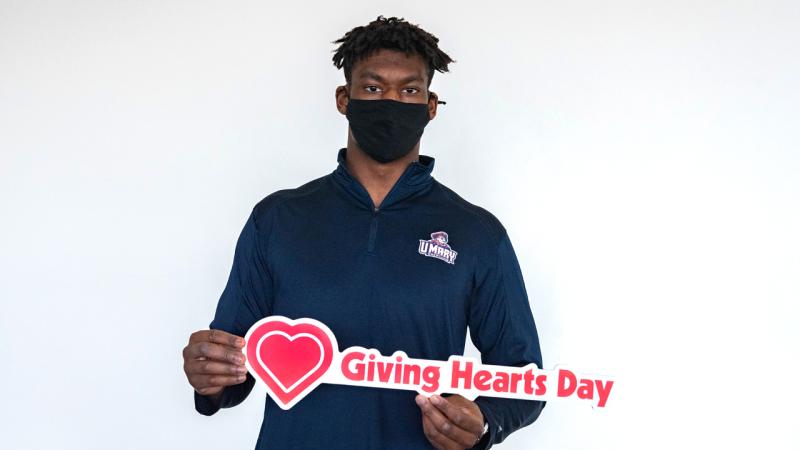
1, 1, 798, 449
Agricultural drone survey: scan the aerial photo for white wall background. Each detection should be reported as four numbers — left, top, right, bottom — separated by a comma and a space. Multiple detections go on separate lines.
1, 1, 798, 449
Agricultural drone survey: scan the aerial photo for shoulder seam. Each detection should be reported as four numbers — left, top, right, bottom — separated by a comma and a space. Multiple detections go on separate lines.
433, 181, 507, 246
252, 175, 329, 232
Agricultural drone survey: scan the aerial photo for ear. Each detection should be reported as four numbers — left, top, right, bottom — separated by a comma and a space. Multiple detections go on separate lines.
335, 85, 349, 115
427, 91, 439, 121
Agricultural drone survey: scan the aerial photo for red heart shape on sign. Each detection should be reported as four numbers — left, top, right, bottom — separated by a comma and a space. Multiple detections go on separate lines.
243, 316, 337, 409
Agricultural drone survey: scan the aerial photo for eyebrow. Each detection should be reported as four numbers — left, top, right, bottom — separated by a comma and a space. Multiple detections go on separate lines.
358, 70, 425, 84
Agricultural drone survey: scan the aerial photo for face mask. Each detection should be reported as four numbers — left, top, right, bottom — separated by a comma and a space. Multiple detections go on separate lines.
345, 95, 431, 163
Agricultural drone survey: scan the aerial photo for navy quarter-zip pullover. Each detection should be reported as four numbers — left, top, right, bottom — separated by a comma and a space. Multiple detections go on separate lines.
195, 147, 546, 449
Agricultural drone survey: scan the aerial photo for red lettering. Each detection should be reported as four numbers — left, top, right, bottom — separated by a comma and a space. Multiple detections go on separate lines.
341, 351, 366, 381
376, 361, 393, 383
474, 370, 492, 391
558, 369, 577, 397
450, 360, 473, 390
491, 372, 510, 393
535, 374, 547, 395
510, 372, 523, 393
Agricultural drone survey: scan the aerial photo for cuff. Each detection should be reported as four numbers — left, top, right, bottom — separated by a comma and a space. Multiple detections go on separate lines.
471, 399, 497, 450
194, 390, 222, 416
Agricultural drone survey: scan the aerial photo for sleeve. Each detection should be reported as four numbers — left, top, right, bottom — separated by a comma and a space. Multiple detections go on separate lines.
194, 206, 275, 416
466, 229, 546, 448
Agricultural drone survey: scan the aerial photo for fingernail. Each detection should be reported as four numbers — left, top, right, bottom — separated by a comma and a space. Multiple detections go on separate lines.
431, 395, 441, 405
237, 366, 247, 374
415, 395, 425, 406
238, 375, 246, 381
238, 338, 246, 347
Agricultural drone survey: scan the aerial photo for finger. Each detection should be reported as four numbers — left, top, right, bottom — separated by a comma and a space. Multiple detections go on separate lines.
187, 341, 246, 365
416, 395, 477, 448
430, 394, 484, 435
421, 411, 459, 450
192, 373, 248, 390
190, 329, 245, 349
194, 385, 224, 397
189, 359, 248, 377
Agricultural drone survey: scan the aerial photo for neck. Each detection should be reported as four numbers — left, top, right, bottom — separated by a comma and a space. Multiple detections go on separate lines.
345, 136, 420, 209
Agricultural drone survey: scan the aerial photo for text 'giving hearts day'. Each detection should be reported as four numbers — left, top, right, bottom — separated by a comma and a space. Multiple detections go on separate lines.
242, 316, 614, 410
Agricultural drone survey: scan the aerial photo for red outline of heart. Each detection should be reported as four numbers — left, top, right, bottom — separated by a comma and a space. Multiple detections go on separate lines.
243, 316, 337, 409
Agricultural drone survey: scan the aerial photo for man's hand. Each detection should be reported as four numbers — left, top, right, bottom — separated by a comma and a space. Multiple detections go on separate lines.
415, 394, 485, 450
182, 329, 248, 397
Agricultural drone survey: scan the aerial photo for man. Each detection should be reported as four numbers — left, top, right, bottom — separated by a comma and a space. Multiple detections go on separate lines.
182, 15, 545, 449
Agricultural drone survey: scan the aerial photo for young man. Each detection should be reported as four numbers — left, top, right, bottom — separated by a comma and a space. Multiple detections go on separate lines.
182, 15, 545, 449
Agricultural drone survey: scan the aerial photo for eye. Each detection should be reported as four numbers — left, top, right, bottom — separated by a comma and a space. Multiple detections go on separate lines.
404, 88, 420, 94
364, 85, 382, 93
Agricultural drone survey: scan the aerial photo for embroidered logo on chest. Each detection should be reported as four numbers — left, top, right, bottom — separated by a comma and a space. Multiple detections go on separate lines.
418, 231, 458, 265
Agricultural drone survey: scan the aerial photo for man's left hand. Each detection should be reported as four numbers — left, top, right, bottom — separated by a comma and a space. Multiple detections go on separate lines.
415, 393, 485, 450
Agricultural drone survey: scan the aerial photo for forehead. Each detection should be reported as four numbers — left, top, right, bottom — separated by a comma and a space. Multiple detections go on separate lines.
351, 48, 428, 83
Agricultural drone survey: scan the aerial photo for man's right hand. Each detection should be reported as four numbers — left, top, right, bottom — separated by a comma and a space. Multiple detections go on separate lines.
183, 329, 248, 398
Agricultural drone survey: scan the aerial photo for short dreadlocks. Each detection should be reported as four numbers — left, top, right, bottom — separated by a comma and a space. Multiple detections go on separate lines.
331, 15, 456, 88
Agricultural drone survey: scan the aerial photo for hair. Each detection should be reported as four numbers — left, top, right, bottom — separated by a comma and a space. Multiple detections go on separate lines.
331, 15, 456, 89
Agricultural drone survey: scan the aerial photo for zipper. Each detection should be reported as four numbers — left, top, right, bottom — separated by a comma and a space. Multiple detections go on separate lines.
367, 206, 379, 254
364, 171, 406, 254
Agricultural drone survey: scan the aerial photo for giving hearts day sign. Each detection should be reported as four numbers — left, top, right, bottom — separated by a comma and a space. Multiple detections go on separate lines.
243, 316, 614, 410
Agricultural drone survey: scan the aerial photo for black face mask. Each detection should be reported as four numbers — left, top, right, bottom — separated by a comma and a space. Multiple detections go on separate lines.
345, 95, 431, 164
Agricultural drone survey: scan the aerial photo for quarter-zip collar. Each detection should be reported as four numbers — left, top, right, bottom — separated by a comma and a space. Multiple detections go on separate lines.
331, 147, 435, 211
